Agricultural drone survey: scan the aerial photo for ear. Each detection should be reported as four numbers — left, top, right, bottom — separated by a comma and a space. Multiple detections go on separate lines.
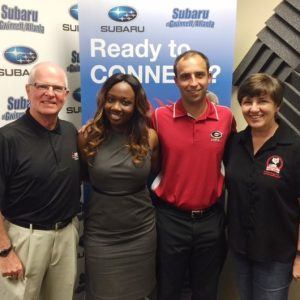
25, 84, 31, 96
62, 90, 69, 103
208, 72, 212, 84
174, 76, 178, 85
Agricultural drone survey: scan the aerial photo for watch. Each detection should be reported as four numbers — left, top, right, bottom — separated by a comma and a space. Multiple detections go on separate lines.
296, 250, 300, 256
0, 245, 13, 257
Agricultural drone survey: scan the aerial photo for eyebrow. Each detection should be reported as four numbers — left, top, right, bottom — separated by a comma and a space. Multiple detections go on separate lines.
179, 71, 206, 76
107, 93, 134, 101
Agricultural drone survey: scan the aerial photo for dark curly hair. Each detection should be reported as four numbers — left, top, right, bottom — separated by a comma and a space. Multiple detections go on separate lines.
82, 73, 151, 166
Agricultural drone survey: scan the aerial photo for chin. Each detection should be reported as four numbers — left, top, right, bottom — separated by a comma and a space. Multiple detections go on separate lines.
247, 119, 261, 126
40, 109, 60, 116
110, 120, 124, 127
187, 97, 204, 103
248, 121, 269, 130
249, 123, 262, 129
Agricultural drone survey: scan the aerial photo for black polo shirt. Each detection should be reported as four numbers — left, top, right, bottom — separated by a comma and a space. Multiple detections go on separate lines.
0, 110, 81, 225
225, 122, 300, 263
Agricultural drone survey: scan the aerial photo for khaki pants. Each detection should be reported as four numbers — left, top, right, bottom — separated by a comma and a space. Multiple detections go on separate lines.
0, 218, 79, 300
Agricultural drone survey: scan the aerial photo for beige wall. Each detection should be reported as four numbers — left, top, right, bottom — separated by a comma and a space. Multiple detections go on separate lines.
219, 0, 300, 299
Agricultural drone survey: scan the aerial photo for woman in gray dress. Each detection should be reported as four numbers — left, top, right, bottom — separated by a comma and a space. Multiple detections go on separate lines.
78, 73, 159, 300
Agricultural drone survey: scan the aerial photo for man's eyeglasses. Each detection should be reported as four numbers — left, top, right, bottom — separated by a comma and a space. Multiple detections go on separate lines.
30, 83, 68, 94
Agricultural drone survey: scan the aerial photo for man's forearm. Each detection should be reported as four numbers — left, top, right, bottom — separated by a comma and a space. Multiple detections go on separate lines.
297, 198, 300, 251
0, 212, 11, 249
297, 225, 300, 254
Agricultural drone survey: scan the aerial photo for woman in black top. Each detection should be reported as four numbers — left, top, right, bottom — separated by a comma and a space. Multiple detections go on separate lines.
225, 73, 300, 300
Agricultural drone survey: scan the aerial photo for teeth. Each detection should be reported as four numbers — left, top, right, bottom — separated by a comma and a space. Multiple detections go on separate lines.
110, 113, 121, 119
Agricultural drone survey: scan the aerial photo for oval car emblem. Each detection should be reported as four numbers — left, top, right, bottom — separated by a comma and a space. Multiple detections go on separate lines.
108, 6, 137, 22
70, 4, 79, 20
4, 46, 38, 65
72, 88, 81, 102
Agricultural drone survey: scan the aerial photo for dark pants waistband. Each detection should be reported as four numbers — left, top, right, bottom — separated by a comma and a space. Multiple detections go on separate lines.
155, 198, 221, 219
6, 217, 72, 230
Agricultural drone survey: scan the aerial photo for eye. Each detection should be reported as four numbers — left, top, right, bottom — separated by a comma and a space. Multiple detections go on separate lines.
195, 72, 205, 78
258, 98, 269, 103
53, 85, 66, 93
106, 97, 114, 103
241, 100, 252, 105
121, 100, 133, 106
179, 73, 190, 81
36, 84, 48, 90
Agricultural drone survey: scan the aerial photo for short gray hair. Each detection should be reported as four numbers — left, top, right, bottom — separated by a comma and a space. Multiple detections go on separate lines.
28, 61, 68, 88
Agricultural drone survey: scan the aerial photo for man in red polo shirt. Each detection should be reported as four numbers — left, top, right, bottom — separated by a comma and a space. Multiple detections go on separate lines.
152, 50, 235, 300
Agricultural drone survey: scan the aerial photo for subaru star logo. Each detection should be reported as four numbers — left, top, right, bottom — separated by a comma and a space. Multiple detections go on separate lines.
72, 88, 81, 102
70, 4, 79, 20
4, 46, 38, 65
108, 6, 137, 22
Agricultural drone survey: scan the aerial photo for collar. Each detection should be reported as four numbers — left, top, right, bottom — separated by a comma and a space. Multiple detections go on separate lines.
171, 98, 219, 121
239, 120, 297, 147
24, 109, 61, 135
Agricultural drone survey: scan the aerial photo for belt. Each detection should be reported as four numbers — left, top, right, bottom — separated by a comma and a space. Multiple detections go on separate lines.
92, 185, 145, 196
156, 198, 220, 219
7, 218, 72, 230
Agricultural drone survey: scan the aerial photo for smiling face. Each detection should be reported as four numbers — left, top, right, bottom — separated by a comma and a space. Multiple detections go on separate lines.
26, 63, 68, 122
104, 81, 136, 132
174, 54, 211, 106
241, 93, 279, 131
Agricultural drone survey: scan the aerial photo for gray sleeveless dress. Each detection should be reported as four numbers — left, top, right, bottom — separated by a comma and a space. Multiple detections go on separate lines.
84, 132, 156, 300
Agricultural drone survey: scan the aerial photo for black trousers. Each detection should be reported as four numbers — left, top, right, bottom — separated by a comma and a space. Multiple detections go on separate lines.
156, 200, 227, 300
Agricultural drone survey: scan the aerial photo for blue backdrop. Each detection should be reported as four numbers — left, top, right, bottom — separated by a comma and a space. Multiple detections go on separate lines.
79, 0, 237, 122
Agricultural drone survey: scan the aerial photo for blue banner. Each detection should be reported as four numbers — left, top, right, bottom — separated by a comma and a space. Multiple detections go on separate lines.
79, 0, 237, 122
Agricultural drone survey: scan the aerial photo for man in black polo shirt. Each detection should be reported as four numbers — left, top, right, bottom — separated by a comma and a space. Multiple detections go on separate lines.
0, 62, 81, 300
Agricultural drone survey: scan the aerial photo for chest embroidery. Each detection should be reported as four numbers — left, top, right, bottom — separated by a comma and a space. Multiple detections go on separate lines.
210, 130, 223, 142
72, 152, 79, 160
263, 155, 284, 178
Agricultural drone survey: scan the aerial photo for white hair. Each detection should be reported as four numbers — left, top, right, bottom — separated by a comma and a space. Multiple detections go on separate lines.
28, 61, 68, 87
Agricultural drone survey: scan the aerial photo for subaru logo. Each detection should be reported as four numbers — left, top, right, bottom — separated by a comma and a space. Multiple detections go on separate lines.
4, 46, 38, 65
108, 6, 137, 22
70, 4, 78, 20
72, 88, 81, 102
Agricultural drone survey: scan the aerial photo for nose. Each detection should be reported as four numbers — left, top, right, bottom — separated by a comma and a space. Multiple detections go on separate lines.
249, 102, 260, 112
111, 101, 122, 111
189, 75, 198, 87
44, 86, 55, 96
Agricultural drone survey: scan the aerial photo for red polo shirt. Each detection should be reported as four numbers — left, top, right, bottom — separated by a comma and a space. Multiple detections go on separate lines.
151, 98, 235, 210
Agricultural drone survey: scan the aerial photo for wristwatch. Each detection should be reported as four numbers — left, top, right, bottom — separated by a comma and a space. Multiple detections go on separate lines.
0, 245, 13, 257
296, 250, 300, 256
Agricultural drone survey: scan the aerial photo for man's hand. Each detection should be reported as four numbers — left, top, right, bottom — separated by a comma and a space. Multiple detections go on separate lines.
0, 250, 24, 280
293, 255, 300, 280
